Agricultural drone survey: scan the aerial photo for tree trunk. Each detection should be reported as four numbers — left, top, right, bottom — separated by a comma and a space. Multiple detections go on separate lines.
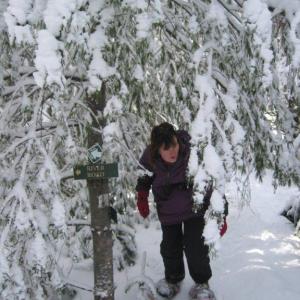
87, 83, 114, 300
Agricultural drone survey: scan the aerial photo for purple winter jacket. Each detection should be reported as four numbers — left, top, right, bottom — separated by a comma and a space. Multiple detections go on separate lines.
136, 130, 211, 225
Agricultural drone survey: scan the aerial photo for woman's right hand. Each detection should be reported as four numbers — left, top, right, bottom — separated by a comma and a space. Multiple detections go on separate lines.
137, 191, 150, 218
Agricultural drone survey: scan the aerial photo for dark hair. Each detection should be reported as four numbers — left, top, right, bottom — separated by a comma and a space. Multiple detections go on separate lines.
150, 122, 178, 164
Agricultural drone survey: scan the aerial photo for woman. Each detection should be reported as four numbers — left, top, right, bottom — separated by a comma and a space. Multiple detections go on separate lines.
136, 122, 227, 299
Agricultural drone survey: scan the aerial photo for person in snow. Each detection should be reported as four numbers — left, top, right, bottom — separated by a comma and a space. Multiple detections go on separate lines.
136, 122, 228, 299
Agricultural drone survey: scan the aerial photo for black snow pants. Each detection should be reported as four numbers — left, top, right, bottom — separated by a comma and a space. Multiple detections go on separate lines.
160, 216, 212, 284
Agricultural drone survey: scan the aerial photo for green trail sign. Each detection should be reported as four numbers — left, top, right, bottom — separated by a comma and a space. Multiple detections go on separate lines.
73, 163, 118, 180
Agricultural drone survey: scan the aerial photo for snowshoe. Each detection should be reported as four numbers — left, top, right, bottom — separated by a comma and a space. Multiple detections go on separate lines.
189, 283, 216, 300
156, 278, 180, 299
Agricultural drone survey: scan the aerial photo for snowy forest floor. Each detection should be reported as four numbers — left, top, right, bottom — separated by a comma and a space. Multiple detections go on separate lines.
71, 173, 300, 300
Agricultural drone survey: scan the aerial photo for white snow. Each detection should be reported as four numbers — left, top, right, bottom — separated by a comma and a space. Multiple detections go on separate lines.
103, 122, 122, 144
34, 209, 49, 235
52, 197, 66, 228
88, 50, 116, 91
244, 0, 273, 86
136, 13, 153, 39
8, 181, 36, 231
283, 193, 300, 225
88, 25, 108, 51
206, 0, 228, 27
266, 0, 300, 22
87, 0, 105, 16
104, 96, 123, 117
193, 167, 208, 203
188, 15, 199, 34
71, 173, 300, 300
290, 11, 300, 67
67, 10, 90, 45
203, 218, 220, 246
229, 119, 246, 146
133, 64, 144, 81
188, 147, 199, 177
12, 24, 34, 44
5, 0, 32, 25
33, 30, 65, 87
43, 0, 77, 37
85, 11, 115, 91
203, 144, 224, 180
190, 74, 217, 149
25, 232, 49, 268
4, 0, 34, 44
28, 0, 47, 25
99, 7, 115, 28
210, 189, 225, 213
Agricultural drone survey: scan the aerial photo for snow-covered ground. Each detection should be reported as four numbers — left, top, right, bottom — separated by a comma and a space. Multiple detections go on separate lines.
72, 174, 300, 300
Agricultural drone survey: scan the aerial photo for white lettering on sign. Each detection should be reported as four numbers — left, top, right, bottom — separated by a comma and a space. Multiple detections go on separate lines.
87, 172, 105, 178
87, 165, 105, 172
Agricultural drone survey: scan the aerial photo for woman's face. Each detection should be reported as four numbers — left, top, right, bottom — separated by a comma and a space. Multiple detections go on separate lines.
159, 136, 179, 164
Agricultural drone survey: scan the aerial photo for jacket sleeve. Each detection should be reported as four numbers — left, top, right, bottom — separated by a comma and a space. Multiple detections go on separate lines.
135, 147, 154, 192
177, 129, 191, 146
135, 174, 154, 192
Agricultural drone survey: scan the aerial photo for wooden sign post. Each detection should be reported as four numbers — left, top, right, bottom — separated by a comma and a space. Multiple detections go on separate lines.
74, 84, 117, 300
74, 163, 118, 299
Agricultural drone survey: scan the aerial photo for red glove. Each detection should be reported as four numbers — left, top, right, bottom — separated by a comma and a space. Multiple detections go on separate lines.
220, 218, 227, 237
137, 191, 149, 218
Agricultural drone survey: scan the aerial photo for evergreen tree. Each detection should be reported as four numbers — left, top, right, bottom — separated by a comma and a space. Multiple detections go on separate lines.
0, 0, 137, 298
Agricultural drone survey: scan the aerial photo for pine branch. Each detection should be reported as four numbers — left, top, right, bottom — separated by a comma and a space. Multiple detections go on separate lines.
216, 0, 242, 24
66, 282, 93, 293
232, 0, 244, 8
2, 78, 37, 97
2, 121, 82, 139
170, 0, 193, 16
49, 221, 91, 227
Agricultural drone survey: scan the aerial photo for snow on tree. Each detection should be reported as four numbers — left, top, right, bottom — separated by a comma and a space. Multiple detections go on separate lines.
0, 0, 137, 298
184, 0, 300, 244
281, 192, 300, 234
1, 0, 300, 298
